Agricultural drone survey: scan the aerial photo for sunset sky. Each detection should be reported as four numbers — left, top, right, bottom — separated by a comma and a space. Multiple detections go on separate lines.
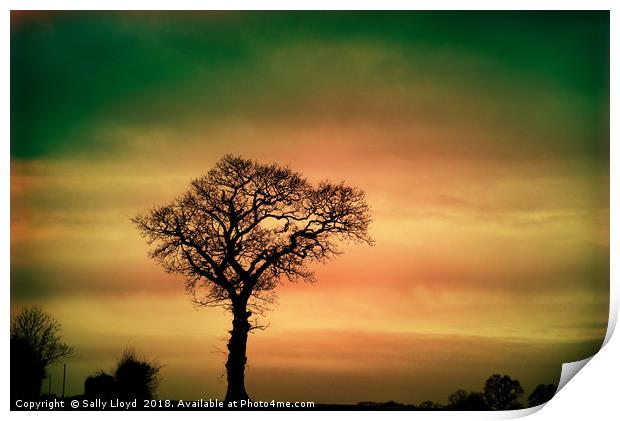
10, 11, 609, 404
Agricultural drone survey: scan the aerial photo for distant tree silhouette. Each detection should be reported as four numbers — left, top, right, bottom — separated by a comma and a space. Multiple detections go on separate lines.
114, 348, 162, 401
483, 374, 524, 410
10, 306, 72, 400
418, 400, 444, 409
447, 389, 468, 407
84, 372, 116, 400
133, 155, 372, 401
447, 389, 487, 410
527, 384, 557, 407
380, 400, 405, 408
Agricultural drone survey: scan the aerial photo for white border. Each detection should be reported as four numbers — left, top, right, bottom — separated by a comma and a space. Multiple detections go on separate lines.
3, 2, 617, 421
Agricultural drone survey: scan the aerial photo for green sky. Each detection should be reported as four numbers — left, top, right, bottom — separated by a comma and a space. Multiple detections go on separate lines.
12, 11, 609, 160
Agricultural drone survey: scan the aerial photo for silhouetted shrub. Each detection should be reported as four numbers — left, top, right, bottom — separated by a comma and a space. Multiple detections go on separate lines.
114, 348, 162, 401
84, 371, 116, 399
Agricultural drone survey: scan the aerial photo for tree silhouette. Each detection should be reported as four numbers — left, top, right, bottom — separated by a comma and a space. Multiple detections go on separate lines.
527, 384, 557, 407
10, 306, 72, 400
418, 400, 443, 409
483, 374, 524, 410
133, 155, 373, 401
447, 389, 487, 410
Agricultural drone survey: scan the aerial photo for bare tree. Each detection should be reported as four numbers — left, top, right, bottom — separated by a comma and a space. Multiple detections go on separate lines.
133, 155, 372, 401
10, 306, 73, 366
10, 306, 73, 399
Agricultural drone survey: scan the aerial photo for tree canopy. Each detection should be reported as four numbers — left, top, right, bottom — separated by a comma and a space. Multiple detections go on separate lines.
10, 306, 73, 366
483, 374, 524, 410
527, 384, 557, 407
133, 154, 373, 315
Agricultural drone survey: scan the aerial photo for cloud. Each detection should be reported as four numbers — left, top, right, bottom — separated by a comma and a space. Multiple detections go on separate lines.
11, 12, 608, 162
10, 264, 185, 301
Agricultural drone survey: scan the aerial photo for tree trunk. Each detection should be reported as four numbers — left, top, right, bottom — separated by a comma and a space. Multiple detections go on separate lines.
224, 304, 251, 402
